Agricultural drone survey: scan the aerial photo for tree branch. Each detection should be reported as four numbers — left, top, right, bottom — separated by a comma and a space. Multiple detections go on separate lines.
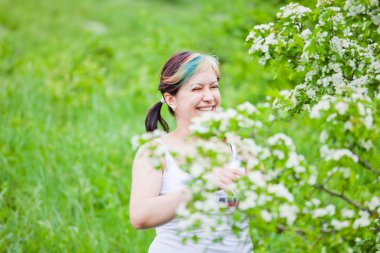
276, 223, 336, 236
350, 150, 380, 176
276, 224, 307, 236
314, 184, 371, 214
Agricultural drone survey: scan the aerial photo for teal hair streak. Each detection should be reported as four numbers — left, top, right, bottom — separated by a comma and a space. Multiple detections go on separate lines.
176, 55, 204, 86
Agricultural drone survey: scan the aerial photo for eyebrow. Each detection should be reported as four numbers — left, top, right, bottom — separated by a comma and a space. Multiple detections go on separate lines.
190, 80, 219, 87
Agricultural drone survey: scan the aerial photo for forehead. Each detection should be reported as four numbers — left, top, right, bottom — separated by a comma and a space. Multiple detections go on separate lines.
183, 66, 218, 86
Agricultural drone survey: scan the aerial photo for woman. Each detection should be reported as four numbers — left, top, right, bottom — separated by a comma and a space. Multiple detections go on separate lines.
129, 51, 253, 253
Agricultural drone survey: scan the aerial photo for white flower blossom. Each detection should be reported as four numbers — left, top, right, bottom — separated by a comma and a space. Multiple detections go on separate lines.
257, 194, 273, 206
327, 167, 350, 178
308, 175, 317, 185
306, 88, 317, 99
277, 3, 311, 20
189, 164, 204, 177
370, 0, 379, 6
272, 149, 285, 160
320, 145, 358, 162
359, 139, 373, 151
237, 116, 255, 128
261, 210, 273, 222
326, 113, 337, 122
246, 31, 255, 42
268, 183, 294, 202
294, 165, 306, 173
280, 89, 291, 97
248, 170, 266, 187
331, 219, 350, 230
253, 23, 274, 32
361, 114, 373, 129
366, 196, 380, 211
343, 27, 353, 36
344, 121, 353, 131
266, 33, 278, 45
189, 123, 209, 134
317, 0, 333, 7
201, 193, 222, 212
301, 29, 312, 40
267, 133, 294, 150
357, 103, 366, 116
310, 100, 331, 118
353, 211, 371, 228
312, 204, 336, 218
319, 130, 328, 143
268, 114, 276, 122
312, 198, 321, 206
131, 135, 140, 151
285, 152, 301, 169
330, 36, 343, 57
237, 102, 258, 114
239, 191, 259, 210
349, 76, 369, 87
279, 204, 299, 225
258, 57, 267, 65
345, 0, 366, 17
334, 102, 348, 114
341, 208, 355, 218
176, 202, 190, 217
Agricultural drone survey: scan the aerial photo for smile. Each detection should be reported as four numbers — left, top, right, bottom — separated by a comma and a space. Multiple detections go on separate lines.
197, 106, 214, 112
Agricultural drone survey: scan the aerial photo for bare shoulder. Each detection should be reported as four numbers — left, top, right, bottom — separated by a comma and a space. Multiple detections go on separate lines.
133, 138, 166, 171
135, 137, 164, 155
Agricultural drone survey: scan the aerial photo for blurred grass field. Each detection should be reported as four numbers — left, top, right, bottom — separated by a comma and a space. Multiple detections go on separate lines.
0, 0, 318, 252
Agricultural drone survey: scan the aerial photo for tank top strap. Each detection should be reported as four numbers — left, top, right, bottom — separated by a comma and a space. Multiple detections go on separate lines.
154, 138, 166, 149
230, 142, 237, 160
229, 141, 244, 171
230, 141, 241, 161
154, 138, 177, 166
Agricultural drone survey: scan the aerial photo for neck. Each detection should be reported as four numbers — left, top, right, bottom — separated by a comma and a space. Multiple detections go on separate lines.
171, 119, 195, 142
171, 126, 191, 141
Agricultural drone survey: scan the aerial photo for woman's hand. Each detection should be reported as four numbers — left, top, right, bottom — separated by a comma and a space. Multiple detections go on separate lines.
212, 165, 245, 193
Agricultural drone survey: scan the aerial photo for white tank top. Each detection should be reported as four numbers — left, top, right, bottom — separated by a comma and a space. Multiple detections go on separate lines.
148, 139, 253, 253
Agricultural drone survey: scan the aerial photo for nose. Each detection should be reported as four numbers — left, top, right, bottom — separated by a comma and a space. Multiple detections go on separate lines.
202, 88, 214, 102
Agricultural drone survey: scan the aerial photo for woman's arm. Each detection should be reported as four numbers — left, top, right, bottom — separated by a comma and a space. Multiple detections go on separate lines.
129, 144, 189, 229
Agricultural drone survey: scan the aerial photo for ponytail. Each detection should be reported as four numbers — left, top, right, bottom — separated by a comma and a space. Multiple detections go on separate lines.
145, 102, 169, 132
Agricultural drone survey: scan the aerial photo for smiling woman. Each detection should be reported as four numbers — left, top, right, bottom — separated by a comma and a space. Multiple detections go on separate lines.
145, 51, 221, 132
129, 51, 253, 253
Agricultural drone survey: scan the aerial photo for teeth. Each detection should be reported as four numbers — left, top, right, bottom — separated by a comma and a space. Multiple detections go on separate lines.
198, 107, 214, 112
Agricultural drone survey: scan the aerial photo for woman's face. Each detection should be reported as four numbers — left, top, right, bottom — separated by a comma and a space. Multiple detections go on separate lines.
167, 66, 221, 127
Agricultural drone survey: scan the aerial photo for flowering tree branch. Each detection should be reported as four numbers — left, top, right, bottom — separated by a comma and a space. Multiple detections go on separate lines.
133, 1, 380, 251
314, 184, 371, 214
350, 149, 380, 176
276, 223, 307, 235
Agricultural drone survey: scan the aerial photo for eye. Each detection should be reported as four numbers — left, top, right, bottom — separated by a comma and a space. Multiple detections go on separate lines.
211, 85, 219, 89
192, 87, 202, 91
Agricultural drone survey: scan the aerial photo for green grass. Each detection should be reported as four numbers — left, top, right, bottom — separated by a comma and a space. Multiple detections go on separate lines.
0, 0, 320, 252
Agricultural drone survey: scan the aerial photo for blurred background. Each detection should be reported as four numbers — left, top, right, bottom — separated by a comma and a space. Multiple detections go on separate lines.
0, 0, 313, 252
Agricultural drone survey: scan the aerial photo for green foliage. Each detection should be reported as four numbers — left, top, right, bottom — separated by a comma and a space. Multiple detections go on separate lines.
0, 0, 316, 252
354, 217, 380, 253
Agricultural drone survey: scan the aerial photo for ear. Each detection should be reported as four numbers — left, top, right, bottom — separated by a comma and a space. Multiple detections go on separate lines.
163, 93, 176, 111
